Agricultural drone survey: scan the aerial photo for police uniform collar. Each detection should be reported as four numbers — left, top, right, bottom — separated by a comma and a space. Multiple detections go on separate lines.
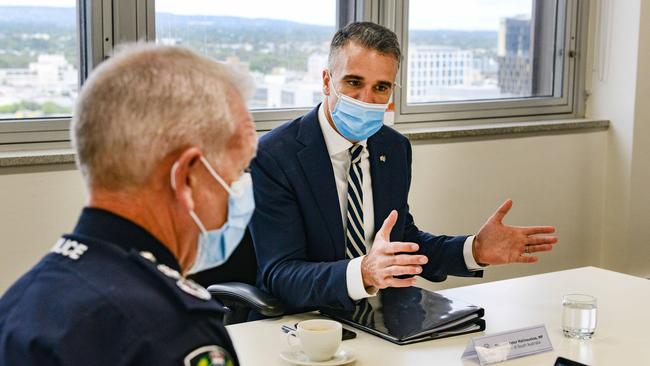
73, 207, 182, 272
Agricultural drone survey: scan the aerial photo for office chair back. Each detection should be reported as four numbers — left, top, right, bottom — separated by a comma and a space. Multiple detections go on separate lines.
189, 229, 284, 324
189, 229, 258, 287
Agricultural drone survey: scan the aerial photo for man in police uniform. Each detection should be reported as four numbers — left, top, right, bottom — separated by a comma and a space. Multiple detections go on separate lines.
0, 45, 257, 365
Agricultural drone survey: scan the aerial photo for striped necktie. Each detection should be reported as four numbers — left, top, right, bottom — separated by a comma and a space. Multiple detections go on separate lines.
345, 144, 366, 259
345, 145, 376, 325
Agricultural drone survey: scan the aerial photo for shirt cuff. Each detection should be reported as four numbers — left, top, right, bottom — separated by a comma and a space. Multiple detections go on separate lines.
346, 256, 378, 301
463, 235, 483, 271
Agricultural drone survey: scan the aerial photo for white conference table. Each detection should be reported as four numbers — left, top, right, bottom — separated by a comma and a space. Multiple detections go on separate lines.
227, 267, 650, 365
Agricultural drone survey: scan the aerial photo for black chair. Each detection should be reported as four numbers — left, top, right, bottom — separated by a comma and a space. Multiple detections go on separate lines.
188, 229, 285, 325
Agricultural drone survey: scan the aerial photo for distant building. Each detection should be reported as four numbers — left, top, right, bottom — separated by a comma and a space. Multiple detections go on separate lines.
307, 53, 328, 79
29, 54, 77, 90
159, 37, 182, 46
472, 50, 499, 83
497, 16, 532, 96
249, 54, 326, 109
279, 82, 323, 107
224, 56, 250, 76
0, 54, 77, 91
0, 54, 78, 116
407, 45, 474, 102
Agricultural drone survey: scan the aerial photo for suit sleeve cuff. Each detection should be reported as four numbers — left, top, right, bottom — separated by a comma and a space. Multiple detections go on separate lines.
346, 256, 378, 300
463, 235, 483, 271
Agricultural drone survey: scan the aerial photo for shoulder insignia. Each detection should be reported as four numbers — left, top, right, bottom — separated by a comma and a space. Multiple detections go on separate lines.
177, 278, 211, 301
184, 345, 235, 366
139, 251, 157, 263
51, 238, 88, 261
157, 263, 181, 280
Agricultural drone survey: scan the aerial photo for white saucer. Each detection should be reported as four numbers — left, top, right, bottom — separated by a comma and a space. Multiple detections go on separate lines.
279, 347, 356, 365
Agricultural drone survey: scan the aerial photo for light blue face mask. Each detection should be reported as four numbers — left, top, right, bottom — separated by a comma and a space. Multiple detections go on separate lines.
328, 72, 389, 141
171, 156, 255, 274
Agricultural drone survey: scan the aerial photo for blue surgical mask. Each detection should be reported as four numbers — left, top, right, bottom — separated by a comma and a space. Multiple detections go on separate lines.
171, 156, 255, 274
328, 72, 389, 141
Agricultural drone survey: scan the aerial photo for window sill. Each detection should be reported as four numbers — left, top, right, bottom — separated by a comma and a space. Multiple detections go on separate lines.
0, 119, 609, 168
0, 148, 76, 168
398, 118, 609, 141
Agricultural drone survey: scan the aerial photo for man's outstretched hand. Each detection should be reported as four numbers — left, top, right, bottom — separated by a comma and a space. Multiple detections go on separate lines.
473, 199, 558, 265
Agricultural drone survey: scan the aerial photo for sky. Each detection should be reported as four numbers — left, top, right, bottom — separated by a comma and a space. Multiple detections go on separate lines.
0, 0, 74, 6
156, 0, 336, 26
409, 0, 532, 31
0, 0, 532, 30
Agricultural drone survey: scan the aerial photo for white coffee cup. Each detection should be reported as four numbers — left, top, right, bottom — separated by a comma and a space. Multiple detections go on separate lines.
286, 319, 342, 362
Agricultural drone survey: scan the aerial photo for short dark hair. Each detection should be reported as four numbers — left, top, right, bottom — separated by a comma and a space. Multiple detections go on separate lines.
328, 21, 402, 70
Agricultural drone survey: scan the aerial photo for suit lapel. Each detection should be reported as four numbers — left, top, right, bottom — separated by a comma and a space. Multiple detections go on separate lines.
296, 106, 345, 258
368, 128, 394, 235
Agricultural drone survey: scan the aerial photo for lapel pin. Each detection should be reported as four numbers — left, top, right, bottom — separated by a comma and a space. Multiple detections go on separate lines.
379, 155, 386, 163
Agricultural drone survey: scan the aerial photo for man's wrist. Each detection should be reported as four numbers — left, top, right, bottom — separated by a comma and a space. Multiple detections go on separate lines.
472, 236, 488, 267
360, 255, 372, 288
472, 237, 479, 262
347, 256, 377, 300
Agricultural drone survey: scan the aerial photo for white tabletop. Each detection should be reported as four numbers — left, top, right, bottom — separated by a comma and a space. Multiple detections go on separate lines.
227, 267, 650, 365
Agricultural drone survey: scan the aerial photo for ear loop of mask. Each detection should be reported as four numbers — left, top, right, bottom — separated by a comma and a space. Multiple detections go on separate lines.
170, 157, 232, 236
170, 156, 233, 194
327, 70, 342, 99
199, 156, 235, 196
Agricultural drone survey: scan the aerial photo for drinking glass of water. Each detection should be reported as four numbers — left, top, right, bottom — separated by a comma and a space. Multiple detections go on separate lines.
562, 294, 597, 339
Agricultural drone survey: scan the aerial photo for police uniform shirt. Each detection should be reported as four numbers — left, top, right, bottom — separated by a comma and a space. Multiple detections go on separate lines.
0, 207, 238, 366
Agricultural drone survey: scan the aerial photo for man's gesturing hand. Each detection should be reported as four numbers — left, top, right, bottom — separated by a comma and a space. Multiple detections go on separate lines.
360, 210, 428, 290
473, 199, 558, 265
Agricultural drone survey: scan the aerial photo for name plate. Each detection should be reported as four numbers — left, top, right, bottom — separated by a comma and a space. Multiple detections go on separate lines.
461, 324, 553, 365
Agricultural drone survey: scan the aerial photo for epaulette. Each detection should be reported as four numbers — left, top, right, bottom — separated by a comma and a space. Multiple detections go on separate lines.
130, 250, 227, 313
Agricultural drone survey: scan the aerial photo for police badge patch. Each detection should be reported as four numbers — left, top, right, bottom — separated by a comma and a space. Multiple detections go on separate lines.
184, 345, 234, 366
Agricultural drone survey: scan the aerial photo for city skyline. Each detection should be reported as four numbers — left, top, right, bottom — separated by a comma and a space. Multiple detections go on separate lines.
0, 0, 531, 30
0, 3, 538, 119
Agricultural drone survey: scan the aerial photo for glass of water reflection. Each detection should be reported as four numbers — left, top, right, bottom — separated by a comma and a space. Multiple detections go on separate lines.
562, 294, 597, 339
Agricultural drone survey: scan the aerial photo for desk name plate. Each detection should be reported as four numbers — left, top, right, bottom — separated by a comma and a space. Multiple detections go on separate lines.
461, 324, 553, 365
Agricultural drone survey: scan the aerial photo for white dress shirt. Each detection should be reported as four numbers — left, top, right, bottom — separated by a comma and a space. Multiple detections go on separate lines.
317, 104, 481, 301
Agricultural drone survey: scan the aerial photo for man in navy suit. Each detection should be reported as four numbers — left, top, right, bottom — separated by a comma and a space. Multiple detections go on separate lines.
249, 22, 558, 313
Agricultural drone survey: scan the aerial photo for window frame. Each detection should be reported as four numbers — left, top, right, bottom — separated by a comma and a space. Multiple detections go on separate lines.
0, 0, 87, 144
0, 0, 588, 145
0, 0, 155, 145
390, 0, 588, 127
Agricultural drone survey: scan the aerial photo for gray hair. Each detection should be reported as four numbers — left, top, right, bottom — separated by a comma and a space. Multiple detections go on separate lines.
328, 21, 402, 70
71, 44, 254, 190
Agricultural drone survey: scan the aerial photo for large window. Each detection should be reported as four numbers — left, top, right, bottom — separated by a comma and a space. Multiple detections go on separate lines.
0, 0, 587, 144
155, 0, 336, 110
0, 0, 78, 121
408, 0, 542, 103
397, 0, 581, 124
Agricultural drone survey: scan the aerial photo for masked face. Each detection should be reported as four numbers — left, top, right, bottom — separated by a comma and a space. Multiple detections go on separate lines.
328, 72, 389, 141
325, 41, 398, 141
171, 156, 255, 274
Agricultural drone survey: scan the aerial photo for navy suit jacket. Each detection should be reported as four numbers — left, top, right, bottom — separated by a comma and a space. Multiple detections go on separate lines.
249, 105, 481, 313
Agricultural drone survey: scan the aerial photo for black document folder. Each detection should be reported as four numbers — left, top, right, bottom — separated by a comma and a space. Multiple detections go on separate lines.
321, 287, 486, 345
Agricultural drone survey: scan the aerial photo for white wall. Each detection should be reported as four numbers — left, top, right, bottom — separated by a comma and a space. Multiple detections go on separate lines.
0, 130, 608, 293
627, 0, 650, 277
410, 131, 607, 290
0, 165, 87, 291
586, 0, 650, 278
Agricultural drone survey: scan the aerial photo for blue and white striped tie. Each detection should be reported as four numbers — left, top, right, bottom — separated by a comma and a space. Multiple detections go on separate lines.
346, 145, 375, 325
346, 144, 366, 259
